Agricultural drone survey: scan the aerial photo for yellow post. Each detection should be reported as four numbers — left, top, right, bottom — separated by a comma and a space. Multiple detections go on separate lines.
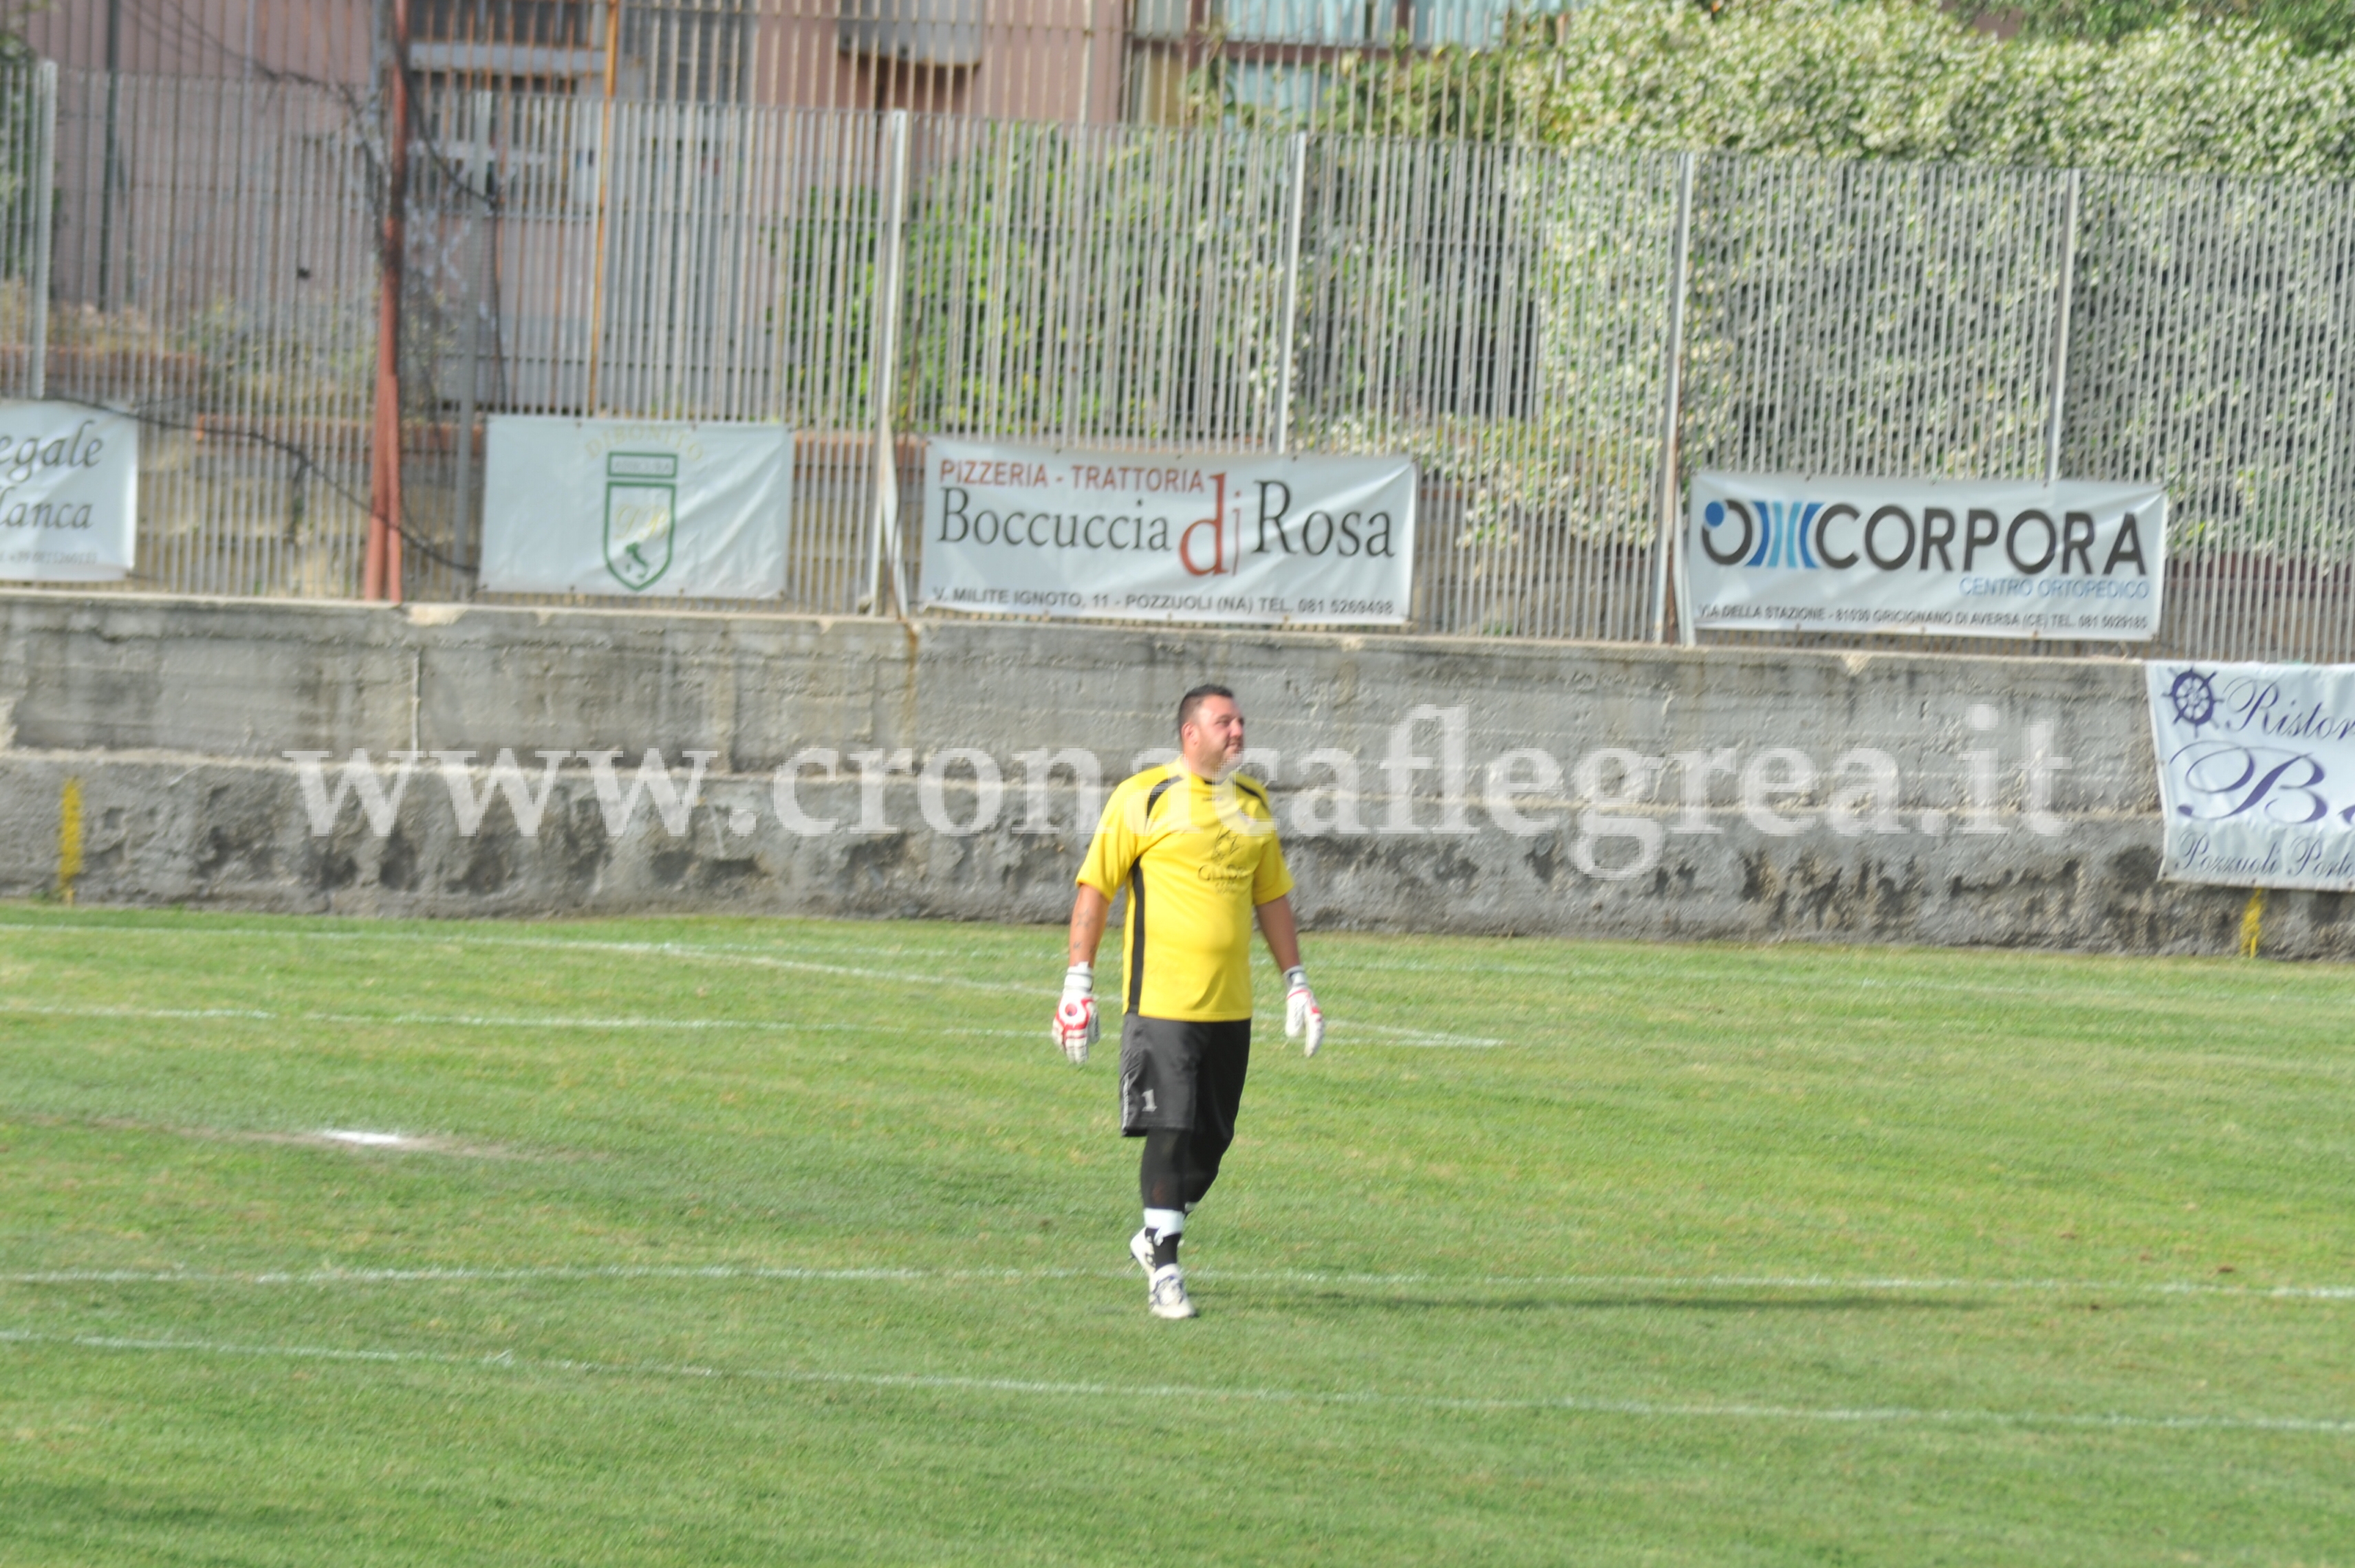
2237, 886, 2265, 959
56, 776, 84, 904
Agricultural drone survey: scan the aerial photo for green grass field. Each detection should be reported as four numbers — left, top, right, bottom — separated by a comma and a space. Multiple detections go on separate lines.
2, 904, 2351, 1565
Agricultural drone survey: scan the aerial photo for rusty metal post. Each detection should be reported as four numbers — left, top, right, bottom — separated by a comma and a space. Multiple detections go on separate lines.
366, 0, 411, 603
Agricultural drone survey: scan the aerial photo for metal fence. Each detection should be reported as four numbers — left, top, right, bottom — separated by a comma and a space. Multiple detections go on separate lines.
8, 61, 2355, 660
3, 65, 382, 597
9, 0, 1532, 133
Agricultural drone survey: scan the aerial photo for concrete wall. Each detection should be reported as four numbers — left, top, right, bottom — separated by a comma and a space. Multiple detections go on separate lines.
1, 588, 2336, 956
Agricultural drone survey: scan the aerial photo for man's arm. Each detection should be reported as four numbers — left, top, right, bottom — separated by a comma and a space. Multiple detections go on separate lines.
1254, 893, 1302, 970
1069, 883, 1111, 967
1257, 895, 1323, 1056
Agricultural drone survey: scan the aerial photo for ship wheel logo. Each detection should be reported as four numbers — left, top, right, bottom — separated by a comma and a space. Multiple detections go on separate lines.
2167, 667, 2217, 730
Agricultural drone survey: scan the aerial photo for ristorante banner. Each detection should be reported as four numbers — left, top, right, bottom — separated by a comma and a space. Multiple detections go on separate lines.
2149, 661, 2355, 891
0, 402, 140, 582
918, 440, 1415, 626
1686, 472, 2168, 640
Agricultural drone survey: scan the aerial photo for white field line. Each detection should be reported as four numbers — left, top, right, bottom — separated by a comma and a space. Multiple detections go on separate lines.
2, 1004, 282, 1021
0, 925, 1049, 996
0, 1001, 865, 1034
4, 1263, 2349, 1300
0, 1000, 1488, 1049
1, 1327, 2347, 1435
0, 1000, 1045, 1043
12, 920, 2355, 1014
1314, 961, 2355, 1021
1332, 1020, 1504, 1047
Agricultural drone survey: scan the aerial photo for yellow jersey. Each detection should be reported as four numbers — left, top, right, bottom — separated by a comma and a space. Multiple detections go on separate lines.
1076, 765, 1295, 1023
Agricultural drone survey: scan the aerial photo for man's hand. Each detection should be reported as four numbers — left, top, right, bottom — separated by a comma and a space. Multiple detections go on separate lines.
1052, 962, 1100, 1064
1283, 966, 1325, 1057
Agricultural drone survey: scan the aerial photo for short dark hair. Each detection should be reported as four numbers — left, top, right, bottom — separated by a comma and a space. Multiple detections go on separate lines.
1177, 684, 1237, 735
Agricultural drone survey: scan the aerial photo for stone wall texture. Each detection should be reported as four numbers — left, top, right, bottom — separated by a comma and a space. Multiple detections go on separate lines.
1, 588, 2336, 957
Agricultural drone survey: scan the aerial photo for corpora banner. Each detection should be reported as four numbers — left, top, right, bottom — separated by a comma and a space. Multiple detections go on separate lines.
1686, 472, 2167, 640
480, 417, 792, 598
0, 401, 139, 583
918, 439, 1416, 626
2149, 661, 2355, 891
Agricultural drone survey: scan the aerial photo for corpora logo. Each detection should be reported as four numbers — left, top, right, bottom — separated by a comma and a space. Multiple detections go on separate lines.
1700, 496, 2153, 579
1702, 499, 1824, 569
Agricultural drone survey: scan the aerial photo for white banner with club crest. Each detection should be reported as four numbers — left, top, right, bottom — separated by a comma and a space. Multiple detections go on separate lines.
2149, 661, 2355, 889
481, 417, 792, 598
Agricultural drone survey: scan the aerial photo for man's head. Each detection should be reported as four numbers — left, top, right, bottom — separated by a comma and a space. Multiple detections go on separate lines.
1176, 684, 1244, 779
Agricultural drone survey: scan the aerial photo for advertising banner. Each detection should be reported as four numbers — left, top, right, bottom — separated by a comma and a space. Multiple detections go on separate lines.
1686, 472, 2167, 640
2149, 661, 2355, 890
918, 439, 1415, 625
480, 417, 792, 598
0, 401, 140, 582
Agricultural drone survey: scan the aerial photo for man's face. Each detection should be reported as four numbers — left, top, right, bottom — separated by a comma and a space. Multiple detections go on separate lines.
1180, 696, 1246, 778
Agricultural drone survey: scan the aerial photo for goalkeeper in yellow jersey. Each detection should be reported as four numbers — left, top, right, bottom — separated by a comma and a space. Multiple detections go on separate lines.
1052, 684, 1325, 1320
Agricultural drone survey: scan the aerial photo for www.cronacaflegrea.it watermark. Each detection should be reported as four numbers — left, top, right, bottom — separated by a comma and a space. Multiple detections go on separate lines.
283, 704, 2074, 878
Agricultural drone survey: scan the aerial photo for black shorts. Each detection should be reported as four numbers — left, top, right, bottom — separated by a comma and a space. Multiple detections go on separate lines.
1119, 1014, 1251, 1140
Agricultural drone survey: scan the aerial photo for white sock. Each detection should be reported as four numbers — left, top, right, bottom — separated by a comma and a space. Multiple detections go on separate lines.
1143, 1207, 1185, 1241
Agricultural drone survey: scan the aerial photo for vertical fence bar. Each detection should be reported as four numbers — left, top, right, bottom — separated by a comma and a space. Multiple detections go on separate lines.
27, 61, 55, 400
2044, 168, 2080, 486
1652, 151, 1694, 645
584, 20, 620, 415
96, 17, 120, 308
451, 258, 484, 586
1272, 129, 1307, 455
865, 107, 910, 615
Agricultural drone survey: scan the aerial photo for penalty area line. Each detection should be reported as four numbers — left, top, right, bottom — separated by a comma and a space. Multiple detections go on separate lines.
1, 1327, 2347, 1435
0, 925, 1050, 997
6, 1263, 2349, 1300
0, 1000, 1044, 1041
0, 1001, 1488, 1048
0, 928, 1497, 1043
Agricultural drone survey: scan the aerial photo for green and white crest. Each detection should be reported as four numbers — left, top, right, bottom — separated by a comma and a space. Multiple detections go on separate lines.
603, 452, 678, 591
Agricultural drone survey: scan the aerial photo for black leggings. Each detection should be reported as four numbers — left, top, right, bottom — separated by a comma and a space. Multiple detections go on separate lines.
1138, 1125, 1233, 1214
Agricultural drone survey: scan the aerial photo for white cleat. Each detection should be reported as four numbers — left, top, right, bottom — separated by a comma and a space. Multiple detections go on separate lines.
1148, 1263, 1197, 1320
1129, 1227, 1155, 1277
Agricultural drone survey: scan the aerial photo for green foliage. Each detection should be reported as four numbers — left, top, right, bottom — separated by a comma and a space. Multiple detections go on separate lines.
1529, 0, 2355, 173
2004, 0, 2354, 55
1334, 0, 2355, 177
0, 1, 44, 63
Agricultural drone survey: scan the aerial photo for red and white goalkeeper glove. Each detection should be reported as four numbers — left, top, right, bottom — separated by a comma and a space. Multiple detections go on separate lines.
1284, 966, 1324, 1057
1052, 962, 1099, 1065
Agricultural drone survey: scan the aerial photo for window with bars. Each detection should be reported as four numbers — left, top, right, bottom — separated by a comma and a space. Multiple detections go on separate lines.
407, 0, 753, 100
1125, 0, 1524, 129
837, 0, 984, 69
